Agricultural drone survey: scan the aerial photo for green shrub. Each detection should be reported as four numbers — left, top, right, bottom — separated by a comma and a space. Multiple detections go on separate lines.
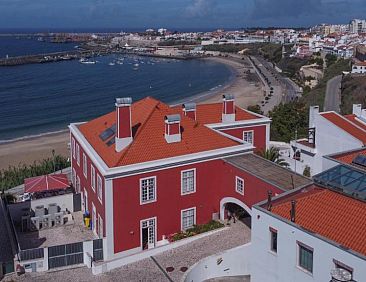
170, 220, 224, 242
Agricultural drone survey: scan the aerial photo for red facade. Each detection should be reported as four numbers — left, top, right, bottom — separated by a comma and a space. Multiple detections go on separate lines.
71, 134, 106, 237
221, 125, 267, 152
112, 159, 284, 254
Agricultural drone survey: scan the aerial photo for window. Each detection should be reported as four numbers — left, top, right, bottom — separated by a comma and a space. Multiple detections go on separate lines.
83, 153, 87, 178
181, 208, 196, 230
140, 177, 156, 204
243, 130, 254, 144
72, 168, 76, 187
91, 165, 96, 191
181, 169, 196, 195
236, 176, 244, 195
298, 243, 313, 273
76, 175, 81, 193
97, 174, 103, 202
270, 228, 277, 253
72, 138, 76, 159
98, 214, 103, 238
76, 143, 80, 165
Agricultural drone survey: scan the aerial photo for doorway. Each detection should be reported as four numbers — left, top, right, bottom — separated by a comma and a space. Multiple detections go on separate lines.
141, 217, 156, 250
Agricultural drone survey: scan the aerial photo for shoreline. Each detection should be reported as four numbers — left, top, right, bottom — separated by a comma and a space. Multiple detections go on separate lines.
0, 56, 263, 170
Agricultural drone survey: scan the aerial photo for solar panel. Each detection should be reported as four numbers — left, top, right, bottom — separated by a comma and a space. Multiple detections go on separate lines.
99, 124, 117, 141
352, 155, 366, 167
106, 137, 115, 147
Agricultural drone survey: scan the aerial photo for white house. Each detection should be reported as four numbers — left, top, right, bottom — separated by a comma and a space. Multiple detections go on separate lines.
251, 184, 366, 282
351, 61, 366, 74
287, 105, 366, 176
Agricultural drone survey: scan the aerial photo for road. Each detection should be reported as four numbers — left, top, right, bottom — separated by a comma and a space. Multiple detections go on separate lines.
324, 75, 342, 112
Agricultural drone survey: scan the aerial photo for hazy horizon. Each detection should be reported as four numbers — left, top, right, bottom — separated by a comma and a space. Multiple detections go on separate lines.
0, 0, 365, 30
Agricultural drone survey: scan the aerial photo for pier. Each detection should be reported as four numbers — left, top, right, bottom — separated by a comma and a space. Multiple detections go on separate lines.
0, 49, 110, 66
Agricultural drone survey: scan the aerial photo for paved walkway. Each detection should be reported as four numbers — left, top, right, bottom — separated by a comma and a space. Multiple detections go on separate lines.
5, 221, 250, 282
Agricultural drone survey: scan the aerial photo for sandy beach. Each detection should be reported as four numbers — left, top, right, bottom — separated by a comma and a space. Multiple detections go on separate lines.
0, 56, 263, 170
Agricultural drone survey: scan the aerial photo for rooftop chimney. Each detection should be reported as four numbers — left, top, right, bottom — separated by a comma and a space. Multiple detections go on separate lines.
353, 104, 362, 117
165, 114, 181, 143
309, 106, 319, 128
267, 191, 273, 211
182, 103, 196, 120
222, 94, 235, 123
290, 200, 296, 223
115, 97, 133, 152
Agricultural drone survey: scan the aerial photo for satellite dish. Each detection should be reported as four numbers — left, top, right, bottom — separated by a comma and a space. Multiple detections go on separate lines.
330, 268, 352, 282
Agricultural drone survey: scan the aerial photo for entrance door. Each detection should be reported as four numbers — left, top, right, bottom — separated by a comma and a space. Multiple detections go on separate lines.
141, 218, 156, 250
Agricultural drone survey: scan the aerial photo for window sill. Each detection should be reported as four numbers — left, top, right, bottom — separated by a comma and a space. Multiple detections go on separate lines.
268, 250, 277, 256
140, 199, 157, 205
296, 265, 313, 277
181, 190, 196, 196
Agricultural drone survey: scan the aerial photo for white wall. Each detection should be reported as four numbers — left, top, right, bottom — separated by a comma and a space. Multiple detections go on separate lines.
184, 244, 251, 282
251, 207, 366, 282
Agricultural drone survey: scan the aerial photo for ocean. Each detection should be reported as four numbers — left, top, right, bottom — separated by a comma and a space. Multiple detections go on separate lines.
0, 37, 234, 141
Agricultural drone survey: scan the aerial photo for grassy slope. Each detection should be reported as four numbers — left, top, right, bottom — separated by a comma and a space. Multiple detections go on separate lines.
340, 75, 366, 114
301, 59, 351, 110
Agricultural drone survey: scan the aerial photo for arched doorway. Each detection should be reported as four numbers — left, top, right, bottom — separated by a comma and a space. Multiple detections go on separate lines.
220, 197, 252, 228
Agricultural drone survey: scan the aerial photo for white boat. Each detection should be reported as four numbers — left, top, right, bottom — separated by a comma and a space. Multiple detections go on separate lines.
109, 62, 116, 66
134, 63, 139, 67
79, 58, 96, 64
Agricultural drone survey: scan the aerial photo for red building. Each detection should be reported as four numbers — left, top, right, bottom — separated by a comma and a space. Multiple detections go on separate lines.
69, 95, 310, 260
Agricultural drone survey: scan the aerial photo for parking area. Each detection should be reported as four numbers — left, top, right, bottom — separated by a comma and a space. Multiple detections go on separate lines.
5, 221, 251, 282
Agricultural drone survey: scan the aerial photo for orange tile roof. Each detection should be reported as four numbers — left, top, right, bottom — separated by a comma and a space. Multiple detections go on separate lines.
172, 103, 260, 124
78, 97, 240, 168
345, 114, 366, 131
320, 112, 366, 144
271, 186, 366, 256
329, 148, 366, 170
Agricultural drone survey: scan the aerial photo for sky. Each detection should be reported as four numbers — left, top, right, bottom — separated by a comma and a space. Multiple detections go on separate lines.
0, 0, 366, 30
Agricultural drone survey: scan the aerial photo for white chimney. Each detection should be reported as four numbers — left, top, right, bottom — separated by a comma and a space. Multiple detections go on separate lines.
309, 106, 319, 128
353, 104, 362, 117
222, 94, 235, 123
182, 103, 196, 120
164, 114, 181, 143
115, 97, 133, 152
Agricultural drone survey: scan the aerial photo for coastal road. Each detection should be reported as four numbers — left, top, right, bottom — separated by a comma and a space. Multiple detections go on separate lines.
324, 75, 342, 113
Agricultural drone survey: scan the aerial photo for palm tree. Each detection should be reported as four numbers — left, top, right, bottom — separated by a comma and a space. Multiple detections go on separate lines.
259, 147, 289, 168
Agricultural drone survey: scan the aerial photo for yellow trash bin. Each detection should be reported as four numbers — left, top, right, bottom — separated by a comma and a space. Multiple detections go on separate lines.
85, 217, 90, 228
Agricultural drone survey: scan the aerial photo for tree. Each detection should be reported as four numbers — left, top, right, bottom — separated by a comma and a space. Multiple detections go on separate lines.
259, 147, 289, 167
247, 104, 263, 115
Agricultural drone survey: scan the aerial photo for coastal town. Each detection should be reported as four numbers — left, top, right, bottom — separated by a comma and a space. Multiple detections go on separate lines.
0, 8, 366, 282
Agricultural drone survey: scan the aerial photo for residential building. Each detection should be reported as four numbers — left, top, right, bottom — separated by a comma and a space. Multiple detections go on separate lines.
287, 105, 366, 176
352, 61, 366, 74
350, 19, 366, 34
69, 96, 315, 261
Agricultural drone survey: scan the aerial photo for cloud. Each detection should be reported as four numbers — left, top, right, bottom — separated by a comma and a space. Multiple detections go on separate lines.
186, 0, 217, 17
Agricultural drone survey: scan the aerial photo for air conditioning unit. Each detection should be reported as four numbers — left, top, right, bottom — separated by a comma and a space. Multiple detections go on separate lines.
48, 203, 58, 215
34, 205, 45, 218
30, 217, 40, 231
42, 215, 52, 229
54, 212, 64, 226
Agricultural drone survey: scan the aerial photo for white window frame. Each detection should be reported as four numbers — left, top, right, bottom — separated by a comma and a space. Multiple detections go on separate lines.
72, 168, 76, 187
92, 202, 97, 235
76, 175, 81, 193
297, 242, 314, 274
235, 176, 244, 195
76, 143, 80, 165
181, 168, 196, 195
243, 130, 254, 144
97, 174, 103, 203
140, 216, 157, 250
83, 153, 87, 178
181, 207, 196, 231
72, 137, 75, 159
98, 214, 103, 238
140, 176, 157, 205
91, 165, 96, 192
